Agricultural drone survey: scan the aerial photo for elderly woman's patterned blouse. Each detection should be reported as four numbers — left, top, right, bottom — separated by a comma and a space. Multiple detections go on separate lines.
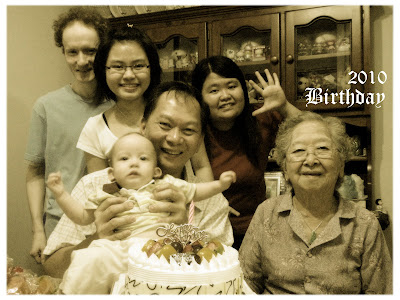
239, 194, 392, 294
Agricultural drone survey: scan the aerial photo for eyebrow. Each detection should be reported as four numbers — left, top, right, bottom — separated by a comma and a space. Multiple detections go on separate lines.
290, 138, 332, 146
158, 113, 200, 127
207, 79, 239, 87
108, 58, 147, 64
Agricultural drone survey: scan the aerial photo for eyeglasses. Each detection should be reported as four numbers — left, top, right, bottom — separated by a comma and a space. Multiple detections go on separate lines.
287, 146, 336, 162
105, 63, 150, 74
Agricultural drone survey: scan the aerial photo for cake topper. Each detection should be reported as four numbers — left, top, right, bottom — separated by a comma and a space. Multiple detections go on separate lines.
156, 223, 208, 245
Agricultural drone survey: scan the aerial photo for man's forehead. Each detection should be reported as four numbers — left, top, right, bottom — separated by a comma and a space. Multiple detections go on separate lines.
62, 21, 100, 46
155, 91, 201, 114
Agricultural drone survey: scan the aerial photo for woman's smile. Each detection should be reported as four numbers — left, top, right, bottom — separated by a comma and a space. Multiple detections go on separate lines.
218, 101, 235, 110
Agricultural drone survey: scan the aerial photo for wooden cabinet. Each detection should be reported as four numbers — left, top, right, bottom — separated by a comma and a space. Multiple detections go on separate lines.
140, 22, 207, 82
112, 6, 370, 113
109, 5, 372, 207
209, 13, 280, 80
284, 6, 364, 112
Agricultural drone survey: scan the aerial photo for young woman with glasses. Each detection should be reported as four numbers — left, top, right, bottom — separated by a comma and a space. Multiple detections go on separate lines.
77, 26, 162, 173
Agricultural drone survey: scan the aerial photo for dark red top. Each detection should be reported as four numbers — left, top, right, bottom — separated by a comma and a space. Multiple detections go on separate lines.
207, 106, 282, 235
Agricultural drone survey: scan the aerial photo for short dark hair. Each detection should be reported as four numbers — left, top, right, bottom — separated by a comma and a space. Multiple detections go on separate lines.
93, 25, 161, 105
143, 81, 208, 134
53, 7, 109, 50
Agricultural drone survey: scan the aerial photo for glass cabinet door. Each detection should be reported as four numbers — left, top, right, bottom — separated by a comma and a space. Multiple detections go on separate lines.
211, 14, 280, 102
141, 22, 207, 82
285, 6, 363, 110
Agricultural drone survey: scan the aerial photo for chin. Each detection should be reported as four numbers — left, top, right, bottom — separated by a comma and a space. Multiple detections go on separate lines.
76, 74, 95, 83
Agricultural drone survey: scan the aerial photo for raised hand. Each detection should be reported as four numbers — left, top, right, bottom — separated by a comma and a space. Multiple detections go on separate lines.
249, 69, 288, 117
46, 172, 65, 198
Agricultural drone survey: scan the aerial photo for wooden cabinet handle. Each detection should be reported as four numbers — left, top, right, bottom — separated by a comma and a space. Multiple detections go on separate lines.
270, 56, 279, 65
286, 54, 294, 64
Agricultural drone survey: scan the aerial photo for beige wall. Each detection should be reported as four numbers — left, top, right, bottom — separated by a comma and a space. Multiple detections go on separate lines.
7, 6, 74, 275
370, 6, 393, 257
6, 6, 393, 275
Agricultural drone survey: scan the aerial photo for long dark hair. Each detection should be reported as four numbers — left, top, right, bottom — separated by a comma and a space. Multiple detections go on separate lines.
93, 25, 162, 105
191, 56, 261, 166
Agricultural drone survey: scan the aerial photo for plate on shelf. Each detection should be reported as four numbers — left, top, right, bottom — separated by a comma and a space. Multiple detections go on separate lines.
135, 6, 167, 14
94, 6, 114, 18
109, 6, 137, 18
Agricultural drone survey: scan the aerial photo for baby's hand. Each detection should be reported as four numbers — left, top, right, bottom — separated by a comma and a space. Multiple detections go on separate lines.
219, 171, 237, 190
46, 171, 65, 198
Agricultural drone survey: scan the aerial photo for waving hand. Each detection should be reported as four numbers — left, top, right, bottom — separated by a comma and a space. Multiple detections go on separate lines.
249, 69, 288, 117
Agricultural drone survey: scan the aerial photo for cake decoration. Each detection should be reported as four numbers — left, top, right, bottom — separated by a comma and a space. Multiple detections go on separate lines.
143, 224, 224, 264
122, 237, 244, 295
156, 223, 207, 246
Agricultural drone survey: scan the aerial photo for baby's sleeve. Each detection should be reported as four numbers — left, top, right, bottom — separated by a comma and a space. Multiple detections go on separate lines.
86, 190, 114, 209
162, 175, 196, 204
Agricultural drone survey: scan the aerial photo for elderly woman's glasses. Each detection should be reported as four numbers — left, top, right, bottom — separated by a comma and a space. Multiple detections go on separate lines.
106, 63, 150, 74
287, 146, 335, 162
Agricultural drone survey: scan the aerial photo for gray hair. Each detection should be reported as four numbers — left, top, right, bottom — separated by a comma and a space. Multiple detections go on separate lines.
274, 111, 354, 169
274, 112, 355, 194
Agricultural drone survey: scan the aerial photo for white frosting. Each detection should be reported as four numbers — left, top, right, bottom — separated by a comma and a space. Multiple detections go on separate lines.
123, 238, 243, 294
128, 238, 241, 285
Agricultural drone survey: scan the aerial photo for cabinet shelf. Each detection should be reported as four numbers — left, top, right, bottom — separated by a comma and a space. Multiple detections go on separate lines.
235, 59, 271, 66
161, 67, 193, 73
297, 51, 351, 61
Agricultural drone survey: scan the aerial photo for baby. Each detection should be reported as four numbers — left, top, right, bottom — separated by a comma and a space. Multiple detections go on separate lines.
47, 132, 236, 238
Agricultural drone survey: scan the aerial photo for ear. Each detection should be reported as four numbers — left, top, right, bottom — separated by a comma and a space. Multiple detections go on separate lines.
282, 160, 289, 181
140, 119, 146, 135
107, 167, 116, 182
153, 167, 162, 179
339, 163, 345, 178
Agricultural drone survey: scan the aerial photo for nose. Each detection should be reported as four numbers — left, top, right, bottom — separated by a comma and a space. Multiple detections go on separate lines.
129, 157, 139, 167
219, 88, 231, 100
166, 127, 183, 144
76, 52, 89, 66
122, 66, 137, 78
303, 151, 319, 166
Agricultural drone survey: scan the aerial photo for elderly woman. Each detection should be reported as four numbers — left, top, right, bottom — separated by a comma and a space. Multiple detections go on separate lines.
239, 112, 392, 294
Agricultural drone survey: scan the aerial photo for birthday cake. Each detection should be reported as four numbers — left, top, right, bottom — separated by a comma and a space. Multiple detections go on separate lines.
122, 224, 243, 295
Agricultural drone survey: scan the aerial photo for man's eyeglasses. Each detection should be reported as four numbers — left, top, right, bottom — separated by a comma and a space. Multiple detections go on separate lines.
287, 146, 336, 162
106, 63, 150, 74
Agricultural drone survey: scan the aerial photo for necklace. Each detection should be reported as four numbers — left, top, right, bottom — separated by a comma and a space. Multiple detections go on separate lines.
115, 103, 130, 119
293, 197, 335, 245
304, 220, 324, 244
